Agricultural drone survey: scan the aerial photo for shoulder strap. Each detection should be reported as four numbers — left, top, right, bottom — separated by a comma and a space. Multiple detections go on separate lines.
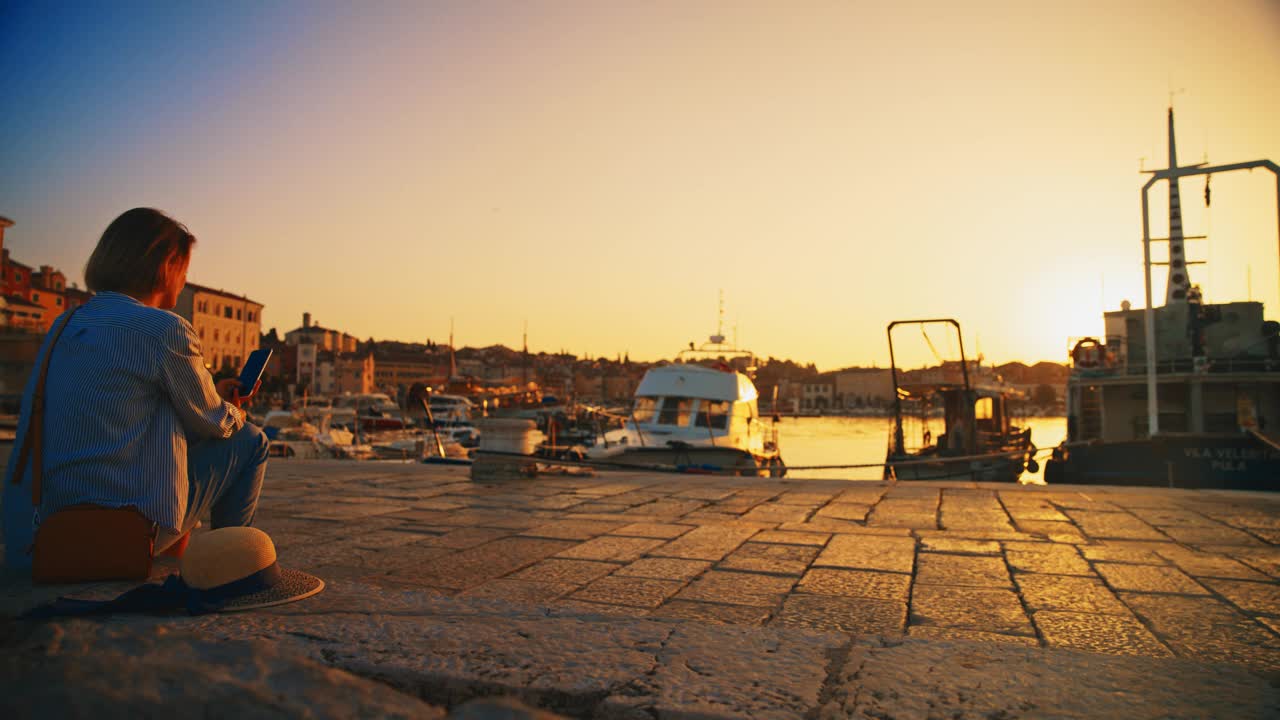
12, 307, 80, 506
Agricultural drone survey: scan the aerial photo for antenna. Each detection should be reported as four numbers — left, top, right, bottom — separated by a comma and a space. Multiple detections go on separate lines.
717, 290, 725, 339
709, 290, 727, 345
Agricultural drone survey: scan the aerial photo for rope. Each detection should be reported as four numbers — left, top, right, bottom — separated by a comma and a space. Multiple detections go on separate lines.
473, 445, 1054, 477
921, 326, 945, 365
1249, 428, 1280, 453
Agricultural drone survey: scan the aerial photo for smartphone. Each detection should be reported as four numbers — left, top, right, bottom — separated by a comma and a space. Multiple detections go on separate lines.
237, 348, 273, 394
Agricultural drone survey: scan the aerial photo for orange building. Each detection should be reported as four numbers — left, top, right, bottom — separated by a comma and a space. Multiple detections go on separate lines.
28, 265, 69, 328
174, 282, 265, 372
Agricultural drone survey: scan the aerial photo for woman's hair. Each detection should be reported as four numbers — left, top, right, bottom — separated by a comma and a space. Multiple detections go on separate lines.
84, 208, 196, 294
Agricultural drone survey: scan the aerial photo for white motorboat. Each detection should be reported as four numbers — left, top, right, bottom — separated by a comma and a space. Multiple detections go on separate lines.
333, 393, 409, 431
404, 393, 481, 448
586, 335, 785, 476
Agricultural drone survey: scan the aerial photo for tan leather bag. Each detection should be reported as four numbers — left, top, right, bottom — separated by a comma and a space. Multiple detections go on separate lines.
15, 308, 158, 584
32, 504, 156, 583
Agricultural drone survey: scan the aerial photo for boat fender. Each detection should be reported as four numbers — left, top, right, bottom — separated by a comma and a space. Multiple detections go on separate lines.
1071, 338, 1104, 368
1025, 458, 1039, 474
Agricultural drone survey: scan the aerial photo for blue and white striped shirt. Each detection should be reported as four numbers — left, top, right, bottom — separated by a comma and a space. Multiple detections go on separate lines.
3, 292, 243, 562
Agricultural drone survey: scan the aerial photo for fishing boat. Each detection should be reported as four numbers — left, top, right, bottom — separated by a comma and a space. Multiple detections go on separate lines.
884, 319, 1036, 482
1043, 109, 1280, 490
585, 334, 785, 476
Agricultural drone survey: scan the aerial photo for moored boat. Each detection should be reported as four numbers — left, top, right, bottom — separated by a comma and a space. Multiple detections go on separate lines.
585, 334, 785, 476
884, 319, 1036, 482
1043, 108, 1280, 490
333, 392, 409, 432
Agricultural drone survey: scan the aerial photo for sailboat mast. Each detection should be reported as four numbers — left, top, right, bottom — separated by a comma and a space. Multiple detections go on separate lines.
448, 317, 457, 380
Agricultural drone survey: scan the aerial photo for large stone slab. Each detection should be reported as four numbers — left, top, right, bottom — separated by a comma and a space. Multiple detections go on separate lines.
1, 620, 443, 719
820, 636, 1278, 719
914, 553, 1012, 588
812, 535, 915, 573
649, 525, 760, 562
909, 585, 1035, 636
600, 622, 840, 720
182, 586, 841, 719
1121, 593, 1280, 670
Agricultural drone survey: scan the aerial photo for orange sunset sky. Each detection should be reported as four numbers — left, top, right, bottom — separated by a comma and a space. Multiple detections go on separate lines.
2, 1, 1279, 371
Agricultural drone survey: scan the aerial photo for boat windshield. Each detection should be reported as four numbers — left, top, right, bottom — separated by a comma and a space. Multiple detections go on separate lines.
694, 400, 730, 430
633, 397, 658, 423
657, 397, 694, 426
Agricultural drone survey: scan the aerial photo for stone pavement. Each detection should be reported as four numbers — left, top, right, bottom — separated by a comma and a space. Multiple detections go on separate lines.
3, 460, 1280, 718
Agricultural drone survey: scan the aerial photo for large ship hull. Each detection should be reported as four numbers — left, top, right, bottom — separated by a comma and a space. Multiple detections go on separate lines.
1044, 434, 1280, 491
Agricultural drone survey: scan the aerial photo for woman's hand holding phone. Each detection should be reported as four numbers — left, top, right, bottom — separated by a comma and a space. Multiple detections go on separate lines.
216, 378, 260, 408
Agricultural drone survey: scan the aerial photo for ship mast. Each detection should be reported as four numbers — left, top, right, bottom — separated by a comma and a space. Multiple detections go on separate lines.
1139, 113, 1279, 436
1163, 108, 1191, 304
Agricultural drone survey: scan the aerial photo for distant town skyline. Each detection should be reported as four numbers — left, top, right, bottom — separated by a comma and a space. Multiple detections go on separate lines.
3, 2, 1278, 372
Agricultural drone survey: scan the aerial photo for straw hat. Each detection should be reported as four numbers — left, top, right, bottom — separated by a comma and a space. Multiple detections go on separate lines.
179, 527, 324, 612
23, 526, 323, 619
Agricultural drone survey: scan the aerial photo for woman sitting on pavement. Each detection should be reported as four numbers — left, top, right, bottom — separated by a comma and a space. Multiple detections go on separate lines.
2, 208, 269, 568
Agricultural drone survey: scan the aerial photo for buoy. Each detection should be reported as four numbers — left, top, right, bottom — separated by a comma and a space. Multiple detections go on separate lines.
1071, 338, 1104, 368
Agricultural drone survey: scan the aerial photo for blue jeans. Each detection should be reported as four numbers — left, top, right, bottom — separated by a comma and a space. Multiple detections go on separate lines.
176, 423, 269, 537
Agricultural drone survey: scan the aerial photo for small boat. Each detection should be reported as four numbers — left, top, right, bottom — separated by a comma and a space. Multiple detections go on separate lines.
333, 393, 409, 431
404, 392, 481, 448
884, 319, 1036, 482
259, 409, 373, 459
371, 433, 473, 462
585, 333, 785, 476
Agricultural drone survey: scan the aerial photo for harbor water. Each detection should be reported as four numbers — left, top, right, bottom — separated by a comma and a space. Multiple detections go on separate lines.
776, 415, 1067, 484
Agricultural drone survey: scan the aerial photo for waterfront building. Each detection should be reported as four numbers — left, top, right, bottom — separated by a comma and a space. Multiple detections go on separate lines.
832, 367, 894, 408
801, 378, 836, 410
333, 351, 376, 395
995, 361, 1068, 407
29, 265, 68, 328
285, 312, 358, 353
0, 217, 30, 300
0, 294, 45, 332
296, 343, 317, 391
371, 347, 441, 390
1, 258, 34, 303
174, 283, 264, 372
0, 217, 74, 332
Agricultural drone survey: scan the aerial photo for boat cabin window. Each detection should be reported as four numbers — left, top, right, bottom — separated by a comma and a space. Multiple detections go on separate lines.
975, 397, 993, 421
695, 400, 730, 430
657, 397, 694, 426
632, 397, 658, 423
